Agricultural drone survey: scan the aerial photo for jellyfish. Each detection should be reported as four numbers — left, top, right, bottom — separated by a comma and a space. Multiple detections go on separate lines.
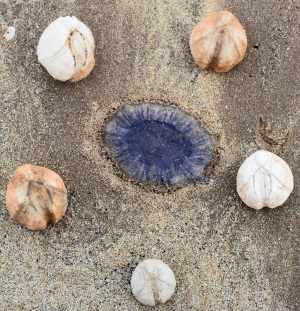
104, 102, 213, 187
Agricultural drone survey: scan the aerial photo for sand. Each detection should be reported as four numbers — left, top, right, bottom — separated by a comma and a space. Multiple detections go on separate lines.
0, 0, 299, 310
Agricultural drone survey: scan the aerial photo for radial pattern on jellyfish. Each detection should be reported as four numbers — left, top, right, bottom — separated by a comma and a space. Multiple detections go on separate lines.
104, 103, 213, 187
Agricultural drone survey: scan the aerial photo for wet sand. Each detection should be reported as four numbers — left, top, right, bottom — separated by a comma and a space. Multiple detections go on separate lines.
0, 0, 299, 310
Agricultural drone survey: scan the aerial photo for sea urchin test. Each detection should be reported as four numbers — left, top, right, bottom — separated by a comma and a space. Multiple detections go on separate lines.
105, 103, 213, 187
37, 16, 95, 82
6, 164, 68, 230
237, 150, 294, 210
190, 11, 247, 72
131, 259, 176, 306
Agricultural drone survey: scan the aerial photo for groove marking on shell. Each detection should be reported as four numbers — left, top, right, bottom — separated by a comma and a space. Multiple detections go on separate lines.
50, 44, 69, 63
192, 25, 228, 47
193, 22, 242, 69
190, 11, 247, 72
237, 150, 293, 209
135, 271, 147, 298
154, 262, 173, 290
138, 262, 173, 304
60, 19, 74, 32
239, 156, 290, 194
6, 164, 68, 230
131, 259, 176, 306
37, 16, 95, 82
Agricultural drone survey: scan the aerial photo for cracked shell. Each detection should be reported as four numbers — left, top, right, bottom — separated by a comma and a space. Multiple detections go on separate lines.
5, 164, 68, 230
237, 150, 294, 210
190, 11, 247, 72
131, 258, 176, 306
37, 16, 95, 82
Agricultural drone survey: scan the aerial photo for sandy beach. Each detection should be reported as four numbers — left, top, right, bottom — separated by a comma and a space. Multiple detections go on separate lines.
0, 0, 299, 310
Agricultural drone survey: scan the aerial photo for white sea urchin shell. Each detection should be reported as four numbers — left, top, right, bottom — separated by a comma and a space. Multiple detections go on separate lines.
3, 26, 15, 41
131, 259, 176, 306
237, 150, 294, 209
37, 16, 95, 82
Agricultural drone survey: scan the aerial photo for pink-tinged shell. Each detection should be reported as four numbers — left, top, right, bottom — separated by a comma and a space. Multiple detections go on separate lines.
37, 16, 95, 82
237, 150, 294, 210
5, 164, 68, 230
190, 11, 247, 72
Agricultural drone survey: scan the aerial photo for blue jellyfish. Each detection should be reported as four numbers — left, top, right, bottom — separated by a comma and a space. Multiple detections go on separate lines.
104, 103, 213, 187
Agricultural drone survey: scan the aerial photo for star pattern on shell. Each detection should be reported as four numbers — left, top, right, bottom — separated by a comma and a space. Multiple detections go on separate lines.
237, 150, 294, 209
131, 259, 176, 306
190, 11, 247, 72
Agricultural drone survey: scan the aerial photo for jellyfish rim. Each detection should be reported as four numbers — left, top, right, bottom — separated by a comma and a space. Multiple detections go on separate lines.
104, 102, 213, 187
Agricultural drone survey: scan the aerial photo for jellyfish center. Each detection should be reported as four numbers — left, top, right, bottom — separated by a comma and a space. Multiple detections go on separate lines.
128, 120, 193, 163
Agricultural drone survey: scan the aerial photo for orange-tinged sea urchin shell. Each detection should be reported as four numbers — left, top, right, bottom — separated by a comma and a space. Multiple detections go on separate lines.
190, 11, 247, 72
5, 164, 68, 230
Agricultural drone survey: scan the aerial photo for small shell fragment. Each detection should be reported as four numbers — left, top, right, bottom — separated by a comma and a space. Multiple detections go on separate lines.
237, 150, 294, 210
3, 26, 15, 41
131, 258, 176, 306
